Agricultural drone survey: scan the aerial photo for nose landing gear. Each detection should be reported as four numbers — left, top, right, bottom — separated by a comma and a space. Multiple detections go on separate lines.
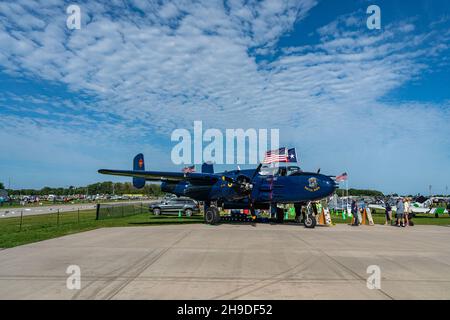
304, 202, 317, 228
294, 202, 317, 228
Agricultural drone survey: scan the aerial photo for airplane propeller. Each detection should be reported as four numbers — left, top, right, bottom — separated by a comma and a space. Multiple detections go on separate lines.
252, 163, 263, 179
221, 163, 263, 197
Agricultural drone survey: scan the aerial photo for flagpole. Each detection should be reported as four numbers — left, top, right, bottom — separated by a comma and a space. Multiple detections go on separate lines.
346, 178, 348, 213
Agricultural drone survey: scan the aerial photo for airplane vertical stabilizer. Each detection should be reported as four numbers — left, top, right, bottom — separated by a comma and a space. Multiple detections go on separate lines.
132, 153, 146, 189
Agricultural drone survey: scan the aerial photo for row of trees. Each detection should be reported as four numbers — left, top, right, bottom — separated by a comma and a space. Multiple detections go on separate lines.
337, 188, 450, 198
3, 182, 163, 197
2, 181, 446, 198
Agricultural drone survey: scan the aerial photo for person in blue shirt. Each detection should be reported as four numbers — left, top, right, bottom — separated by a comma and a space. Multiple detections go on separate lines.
396, 199, 405, 227
385, 203, 392, 225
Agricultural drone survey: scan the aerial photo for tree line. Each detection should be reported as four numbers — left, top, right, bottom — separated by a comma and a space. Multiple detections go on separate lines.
2, 182, 382, 197
336, 188, 384, 197
2, 181, 163, 197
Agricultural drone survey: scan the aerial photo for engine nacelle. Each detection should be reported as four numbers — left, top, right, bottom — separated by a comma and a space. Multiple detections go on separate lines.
160, 181, 212, 200
160, 181, 178, 194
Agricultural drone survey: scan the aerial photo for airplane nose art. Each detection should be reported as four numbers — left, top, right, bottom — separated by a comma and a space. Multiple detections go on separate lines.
290, 174, 337, 202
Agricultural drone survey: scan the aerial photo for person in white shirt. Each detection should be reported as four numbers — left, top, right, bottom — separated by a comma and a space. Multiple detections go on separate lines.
404, 198, 410, 227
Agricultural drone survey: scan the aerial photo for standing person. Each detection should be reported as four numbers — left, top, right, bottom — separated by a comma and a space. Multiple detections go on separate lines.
358, 198, 366, 225
396, 198, 405, 227
385, 202, 392, 225
404, 198, 410, 227
351, 199, 359, 226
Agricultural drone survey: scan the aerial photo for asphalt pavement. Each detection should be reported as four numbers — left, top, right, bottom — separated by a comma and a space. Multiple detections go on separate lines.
0, 223, 449, 299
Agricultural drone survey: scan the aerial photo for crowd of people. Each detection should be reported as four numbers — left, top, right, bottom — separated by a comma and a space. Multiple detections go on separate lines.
350, 198, 414, 227
383, 198, 414, 227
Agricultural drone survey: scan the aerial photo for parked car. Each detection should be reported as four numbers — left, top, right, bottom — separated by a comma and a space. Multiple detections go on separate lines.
149, 197, 200, 216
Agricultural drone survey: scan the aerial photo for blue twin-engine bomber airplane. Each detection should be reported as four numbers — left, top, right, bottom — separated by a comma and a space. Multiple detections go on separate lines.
98, 153, 339, 228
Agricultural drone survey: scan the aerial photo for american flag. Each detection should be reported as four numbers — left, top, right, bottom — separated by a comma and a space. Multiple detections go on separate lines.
182, 165, 196, 173
335, 172, 348, 182
263, 148, 288, 164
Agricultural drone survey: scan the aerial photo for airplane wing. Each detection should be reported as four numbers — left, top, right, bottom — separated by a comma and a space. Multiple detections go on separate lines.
98, 169, 220, 184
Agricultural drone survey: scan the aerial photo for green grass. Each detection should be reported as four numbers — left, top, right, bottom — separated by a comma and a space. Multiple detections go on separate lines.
0, 210, 203, 248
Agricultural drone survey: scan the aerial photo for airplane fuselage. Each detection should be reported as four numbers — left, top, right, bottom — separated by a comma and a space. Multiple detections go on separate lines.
161, 169, 337, 207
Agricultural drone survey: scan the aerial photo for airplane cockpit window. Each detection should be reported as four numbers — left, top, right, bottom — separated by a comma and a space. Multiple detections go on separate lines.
287, 166, 301, 175
259, 166, 277, 176
259, 166, 297, 176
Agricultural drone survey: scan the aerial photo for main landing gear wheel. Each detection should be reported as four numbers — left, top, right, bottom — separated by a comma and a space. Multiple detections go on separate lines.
304, 214, 316, 229
205, 207, 220, 225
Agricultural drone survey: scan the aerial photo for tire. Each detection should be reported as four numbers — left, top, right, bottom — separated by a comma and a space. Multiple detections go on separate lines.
304, 214, 316, 228
214, 209, 221, 224
205, 207, 220, 225
153, 208, 161, 216
185, 208, 193, 217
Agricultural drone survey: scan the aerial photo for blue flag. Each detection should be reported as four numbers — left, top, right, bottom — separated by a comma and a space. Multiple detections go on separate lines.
287, 148, 298, 163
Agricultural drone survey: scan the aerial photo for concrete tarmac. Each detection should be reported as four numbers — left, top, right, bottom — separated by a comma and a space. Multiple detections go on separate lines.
0, 223, 449, 299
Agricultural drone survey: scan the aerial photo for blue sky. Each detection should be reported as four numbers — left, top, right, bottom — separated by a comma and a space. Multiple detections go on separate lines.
0, 0, 449, 195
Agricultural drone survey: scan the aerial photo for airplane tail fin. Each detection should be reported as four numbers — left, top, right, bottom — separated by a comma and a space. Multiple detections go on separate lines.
201, 162, 214, 174
132, 153, 146, 189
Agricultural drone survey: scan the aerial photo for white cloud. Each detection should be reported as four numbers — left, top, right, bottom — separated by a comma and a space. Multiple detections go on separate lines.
0, 0, 449, 193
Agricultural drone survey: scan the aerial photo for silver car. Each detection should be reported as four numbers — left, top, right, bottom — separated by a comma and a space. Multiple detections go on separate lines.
149, 197, 200, 217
